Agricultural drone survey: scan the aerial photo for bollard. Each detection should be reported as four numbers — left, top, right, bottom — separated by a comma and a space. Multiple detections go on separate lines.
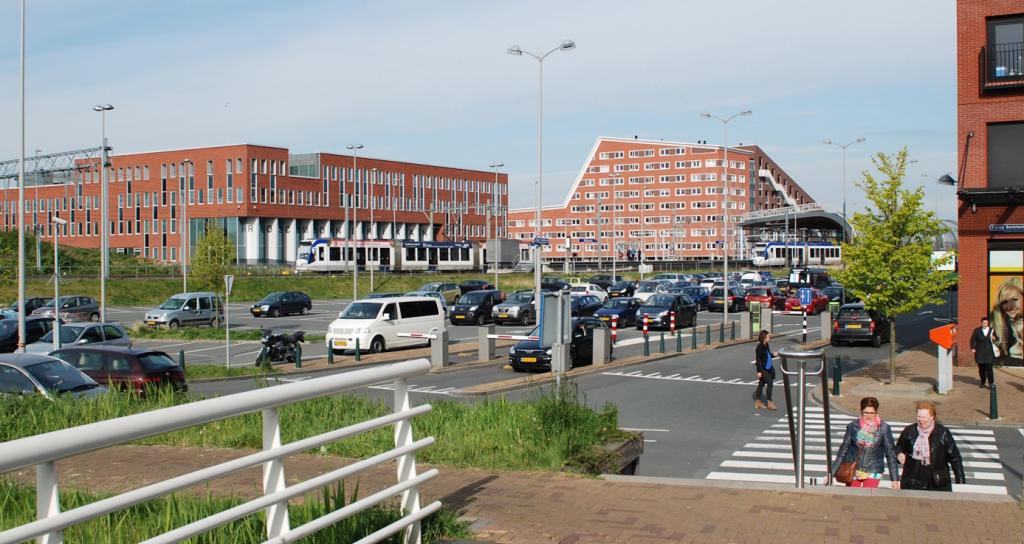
706, 324, 711, 345
611, 315, 618, 345
327, 348, 334, 366
478, 324, 496, 363
719, 321, 725, 343
659, 332, 666, 353
832, 356, 841, 396
431, 329, 450, 369
593, 327, 611, 366
643, 315, 651, 356
802, 311, 807, 343
990, 383, 999, 420
731, 320, 736, 341
643, 314, 649, 337
355, 338, 361, 362
676, 328, 683, 352
692, 326, 697, 349
178, 349, 186, 373
670, 311, 676, 336
294, 343, 302, 368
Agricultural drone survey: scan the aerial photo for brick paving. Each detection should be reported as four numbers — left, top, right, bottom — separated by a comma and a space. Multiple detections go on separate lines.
5, 444, 1023, 543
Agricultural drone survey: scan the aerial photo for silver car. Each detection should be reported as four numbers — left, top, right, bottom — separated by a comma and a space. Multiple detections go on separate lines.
145, 292, 223, 330
0, 353, 107, 399
31, 295, 100, 322
25, 322, 131, 354
492, 290, 536, 325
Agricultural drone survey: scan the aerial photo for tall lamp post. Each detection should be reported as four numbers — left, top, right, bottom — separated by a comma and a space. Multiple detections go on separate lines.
823, 137, 865, 243
939, 174, 958, 324
370, 167, 378, 292
507, 39, 576, 306
180, 158, 193, 292
52, 216, 67, 351
93, 104, 114, 322
346, 144, 363, 301
489, 162, 504, 290
701, 109, 752, 332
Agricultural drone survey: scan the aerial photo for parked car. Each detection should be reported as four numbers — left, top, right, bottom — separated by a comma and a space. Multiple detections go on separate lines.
0, 353, 106, 399
509, 317, 611, 372
744, 286, 787, 311
51, 346, 187, 394
636, 293, 697, 330
144, 292, 223, 330
783, 288, 830, 314
459, 279, 495, 295
607, 280, 637, 298
774, 279, 792, 295
651, 273, 689, 282
634, 280, 672, 303
419, 282, 461, 305
7, 296, 53, 315
404, 291, 449, 317
587, 274, 623, 290
594, 297, 642, 328
250, 291, 312, 317
0, 316, 54, 353
831, 303, 892, 347
541, 277, 571, 292
707, 287, 747, 312
31, 295, 99, 322
326, 296, 444, 354
26, 322, 131, 354
666, 281, 696, 295
450, 290, 504, 325
569, 283, 608, 302
679, 285, 710, 310
699, 277, 718, 290
822, 285, 857, 305
492, 290, 536, 325
570, 295, 604, 317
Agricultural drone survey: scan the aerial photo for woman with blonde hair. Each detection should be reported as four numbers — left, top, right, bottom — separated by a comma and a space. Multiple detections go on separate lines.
895, 401, 965, 491
991, 276, 1023, 363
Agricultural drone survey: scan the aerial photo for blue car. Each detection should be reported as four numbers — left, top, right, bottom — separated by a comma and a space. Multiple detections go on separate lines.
594, 297, 642, 328
678, 286, 710, 310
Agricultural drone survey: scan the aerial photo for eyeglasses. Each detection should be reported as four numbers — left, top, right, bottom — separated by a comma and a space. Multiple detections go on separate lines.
861, 411, 877, 415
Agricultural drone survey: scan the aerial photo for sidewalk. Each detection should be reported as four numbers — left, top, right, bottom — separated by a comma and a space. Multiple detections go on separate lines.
6, 444, 1023, 543
827, 346, 1024, 426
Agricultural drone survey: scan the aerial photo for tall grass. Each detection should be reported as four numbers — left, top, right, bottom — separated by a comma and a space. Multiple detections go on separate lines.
0, 479, 469, 543
0, 382, 629, 473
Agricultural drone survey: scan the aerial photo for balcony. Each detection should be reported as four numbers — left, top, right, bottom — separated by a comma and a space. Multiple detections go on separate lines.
981, 42, 1024, 92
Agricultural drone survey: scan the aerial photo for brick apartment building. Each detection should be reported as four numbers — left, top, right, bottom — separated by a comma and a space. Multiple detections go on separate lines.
0, 144, 509, 265
956, 1, 1024, 366
507, 137, 814, 264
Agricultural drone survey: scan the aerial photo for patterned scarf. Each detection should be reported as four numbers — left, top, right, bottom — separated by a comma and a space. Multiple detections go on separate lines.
855, 415, 879, 448
912, 421, 934, 466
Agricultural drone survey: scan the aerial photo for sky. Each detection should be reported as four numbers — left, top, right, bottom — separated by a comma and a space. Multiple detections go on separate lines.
0, 0, 959, 220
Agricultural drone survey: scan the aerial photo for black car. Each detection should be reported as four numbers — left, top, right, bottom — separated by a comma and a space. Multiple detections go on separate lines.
459, 279, 495, 295
594, 297, 642, 328
509, 317, 612, 372
0, 317, 55, 353
635, 293, 697, 330
587, 274, 623, 291
831, 303, 892, 347
250, 291, 313, 317
570, 295, 604, 317
607, 281, 637, 298
822, 285, 858, 305
450, 290, 503, 325
540, 277, 571, 291
8, 297, 53, 315
707, 287, 747, 312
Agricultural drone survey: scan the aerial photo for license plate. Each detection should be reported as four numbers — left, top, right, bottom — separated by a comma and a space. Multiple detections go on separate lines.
146, 320, 157, 326
846, 324, 862, 329
715, 299, 725, 304
455, 315, 465, 320
333, 339, 348, 347
252, 309, 260, 314
498, 314, 509, 318
521, 357, 537, 363
599, 316, 609, 321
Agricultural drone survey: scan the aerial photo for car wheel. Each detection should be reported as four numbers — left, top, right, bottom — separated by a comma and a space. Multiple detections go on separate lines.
89, 312, 100, 322
168, 320, 180, 331
300, 306, 309, 316
210, 315, 221, 328
369, 336, 386, 353
830, 338, 839, 347
271, 308, 280, 318
872, 334, 881, 348
476, 313, 486, 326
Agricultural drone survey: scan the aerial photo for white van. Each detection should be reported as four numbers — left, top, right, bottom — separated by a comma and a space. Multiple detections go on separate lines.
326, 296, 445, 354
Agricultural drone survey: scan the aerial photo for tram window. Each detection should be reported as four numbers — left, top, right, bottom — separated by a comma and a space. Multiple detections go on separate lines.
318, 246, 325, 261
330, 247, 341, 261
417, 248, 426, 261
461, 248, 469, 261
406, 247, 416, 260
439, 249, 449, 261
371, 248, 377, 261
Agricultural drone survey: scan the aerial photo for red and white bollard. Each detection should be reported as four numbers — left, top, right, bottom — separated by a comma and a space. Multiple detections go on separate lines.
643, 313, 649, 337
611, 315, 618, 345
670, 311, 676, 336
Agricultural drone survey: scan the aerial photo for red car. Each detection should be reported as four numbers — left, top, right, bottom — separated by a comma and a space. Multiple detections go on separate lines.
783, 289, 829, 314
50, 345, 187, 395
744, 287, 786, 311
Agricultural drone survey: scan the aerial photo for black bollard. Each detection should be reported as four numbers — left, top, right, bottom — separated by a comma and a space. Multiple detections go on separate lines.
990, 382, 999, 420
832, 356, 841, 396
659, 332, 665, 353
355, 338, 361, 362
294, 343, 302, 369
691, 327, 697, 349
705, 325, 711, 345
719, 322, 725, 343
178, 349, 186, 374
676, 330, 683, 352
327, 348, 334, 366
731, 321, 736, 341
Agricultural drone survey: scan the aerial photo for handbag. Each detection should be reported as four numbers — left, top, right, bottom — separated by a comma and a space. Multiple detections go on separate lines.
930, 468, 951, 488
834, 448, 863, 484
992, 343, 1002, 359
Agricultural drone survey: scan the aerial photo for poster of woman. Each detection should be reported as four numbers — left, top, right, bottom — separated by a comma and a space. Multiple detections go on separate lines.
989, 275, 1024, 366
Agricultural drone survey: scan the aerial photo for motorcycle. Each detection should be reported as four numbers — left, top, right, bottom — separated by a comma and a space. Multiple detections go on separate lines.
256, 329, 305, 368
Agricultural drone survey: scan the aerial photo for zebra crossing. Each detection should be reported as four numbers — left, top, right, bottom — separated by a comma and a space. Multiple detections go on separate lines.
706, 406, 1009, 495
368, 382, 455, 396
602, 369, 816, 388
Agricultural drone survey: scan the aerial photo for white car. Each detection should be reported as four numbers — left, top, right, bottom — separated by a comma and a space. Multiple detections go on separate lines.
634, 280, 671, 303
569, 283, 608, 302
326, 296, 445, 354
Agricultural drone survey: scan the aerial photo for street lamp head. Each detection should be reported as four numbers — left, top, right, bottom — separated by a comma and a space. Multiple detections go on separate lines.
938, 174, 957, 187
92, 104, 113, 112
739, 109, 752, 116
560, 39, 576, 51
823, 138, 833, 145
855, 137, 866, 144
347, 144, 363, 150
699, 112, 711, 119
489, 162, 504, 168
507, 45, 523, 56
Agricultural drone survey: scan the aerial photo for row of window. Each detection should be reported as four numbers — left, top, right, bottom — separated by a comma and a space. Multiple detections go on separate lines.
596, 147, 690, 161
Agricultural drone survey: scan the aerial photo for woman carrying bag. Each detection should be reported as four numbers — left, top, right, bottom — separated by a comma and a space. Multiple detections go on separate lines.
896, 401, 965, 491
753, 330, 777, 410
830, 397, 900, 488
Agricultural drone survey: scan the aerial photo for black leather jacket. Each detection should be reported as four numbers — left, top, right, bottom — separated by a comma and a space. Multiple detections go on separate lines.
831, 419, 900, 482
896, 423, 965, 491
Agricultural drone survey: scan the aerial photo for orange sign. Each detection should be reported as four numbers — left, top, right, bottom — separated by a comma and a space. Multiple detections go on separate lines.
929, 323, 956, 350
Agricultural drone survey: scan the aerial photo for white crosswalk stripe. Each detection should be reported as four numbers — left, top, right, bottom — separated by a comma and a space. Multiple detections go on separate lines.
368, 382, 454, 396
602, 370, 817, 388
706, 406, 1009, 495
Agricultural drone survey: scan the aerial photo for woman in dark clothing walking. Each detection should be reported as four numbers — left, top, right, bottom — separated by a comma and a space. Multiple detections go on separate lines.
896, 401, 966, 491
753, 330, 778, 410
830, 397, 900, 488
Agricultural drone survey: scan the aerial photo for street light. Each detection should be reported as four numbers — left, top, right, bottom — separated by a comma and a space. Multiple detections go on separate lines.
92, 104, 113, 322
507, 39, 576, 307
347, 144, 363, 301
180, 158, 193, 292
701, 109, 752, 332
489, 162, 504, 290
823, 137, 865, 243
370, 167, 379, 292
52, 216, 67, 351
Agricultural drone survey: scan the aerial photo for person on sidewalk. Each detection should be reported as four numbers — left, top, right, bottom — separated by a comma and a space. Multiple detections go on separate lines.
829, 397, 900, 489
970, 316, 998, 389
753, 330, 778, 410
895, 401, 965, 492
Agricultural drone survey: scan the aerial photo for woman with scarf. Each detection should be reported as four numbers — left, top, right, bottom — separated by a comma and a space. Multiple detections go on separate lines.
830, 397, 900, 488
896, 401, 966, 491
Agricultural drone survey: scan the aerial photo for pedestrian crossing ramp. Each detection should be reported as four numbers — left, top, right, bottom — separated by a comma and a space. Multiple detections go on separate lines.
706, 407, 1008, 495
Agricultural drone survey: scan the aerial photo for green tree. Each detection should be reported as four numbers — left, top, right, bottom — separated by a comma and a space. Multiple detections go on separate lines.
834, 148, 956, 384
188, 227, 234, 295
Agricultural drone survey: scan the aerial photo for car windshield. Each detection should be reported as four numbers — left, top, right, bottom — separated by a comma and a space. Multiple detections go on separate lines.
458, 291, 489, 305
39, 297, 73, 309
839, 308, 870, 319
682, 287, 702, 296
647, 294, 675, 307
421, 283, 442, 291
338, 302, 382, 320
603, 298, 634, 309
39, 325, 84, 344
24, 360, 96, 393
258, 292, 284, 304
570, 286, 588, 292
158, 297, 187, 310
508, 292, 532, 304
747, 288, 771, 297
637, 282, 661, 293
611, 282, 632, 290
138, 353, 179, 371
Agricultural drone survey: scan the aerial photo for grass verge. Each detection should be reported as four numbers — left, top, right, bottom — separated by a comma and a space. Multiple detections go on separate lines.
126, 323, 325, 343
0, 479, 470, 543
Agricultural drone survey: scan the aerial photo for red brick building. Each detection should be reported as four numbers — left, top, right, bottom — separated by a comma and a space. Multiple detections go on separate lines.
956, 1, 1024, 365
507, 137, 814, 264
0, 144, 508, 265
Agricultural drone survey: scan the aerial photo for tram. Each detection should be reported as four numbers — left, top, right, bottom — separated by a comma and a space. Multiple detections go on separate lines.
295, 238, 480, 273
751, 241, 842, 267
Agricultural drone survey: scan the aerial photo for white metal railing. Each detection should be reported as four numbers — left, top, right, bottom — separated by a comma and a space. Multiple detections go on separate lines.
740, 202, 840, 223
0, 358, 438, 544
758, 169, 799, 207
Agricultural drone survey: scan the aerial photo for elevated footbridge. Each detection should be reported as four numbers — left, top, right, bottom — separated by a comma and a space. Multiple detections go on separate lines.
739, 203, 853, 242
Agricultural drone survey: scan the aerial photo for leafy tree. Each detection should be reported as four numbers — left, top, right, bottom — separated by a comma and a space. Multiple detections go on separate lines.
188, 226, 234, 295
833, 148, 956, 384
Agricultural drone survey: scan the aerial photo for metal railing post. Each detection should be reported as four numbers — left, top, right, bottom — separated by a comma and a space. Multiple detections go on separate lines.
36, 461, 62, 544
393, 378, 422, 544
262, 408, 290, 538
